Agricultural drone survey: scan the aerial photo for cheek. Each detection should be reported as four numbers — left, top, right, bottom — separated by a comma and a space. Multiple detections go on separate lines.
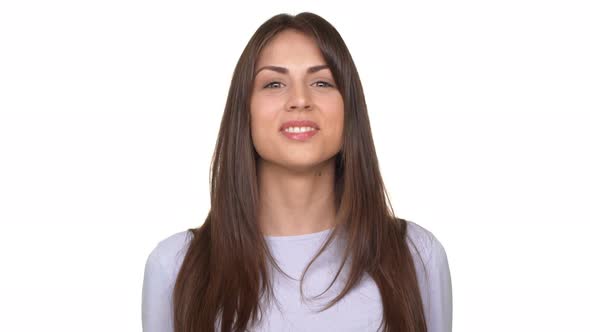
249, 108, 276, 148
324, 101, 345, 136
250, 97, 272, 128
250, 106, 273, 128
332, 113, 345, 146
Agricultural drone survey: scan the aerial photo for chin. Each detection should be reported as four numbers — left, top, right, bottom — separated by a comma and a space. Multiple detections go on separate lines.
285, 155, 335, 169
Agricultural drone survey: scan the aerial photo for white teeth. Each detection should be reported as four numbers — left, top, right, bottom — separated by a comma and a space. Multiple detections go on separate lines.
284, 126, 316, 133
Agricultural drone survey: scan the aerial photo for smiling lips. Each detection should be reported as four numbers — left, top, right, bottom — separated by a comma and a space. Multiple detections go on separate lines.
280, 120, 320, 141
279, 119, 320, 131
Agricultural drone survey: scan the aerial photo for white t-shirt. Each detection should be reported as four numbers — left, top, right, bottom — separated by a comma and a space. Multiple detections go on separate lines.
142, 221, 452, 332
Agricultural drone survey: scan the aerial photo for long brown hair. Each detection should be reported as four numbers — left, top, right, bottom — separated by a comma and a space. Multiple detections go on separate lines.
173, 12, 428, 332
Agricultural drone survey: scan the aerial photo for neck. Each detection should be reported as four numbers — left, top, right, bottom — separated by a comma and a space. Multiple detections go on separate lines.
257, 156, 338, 236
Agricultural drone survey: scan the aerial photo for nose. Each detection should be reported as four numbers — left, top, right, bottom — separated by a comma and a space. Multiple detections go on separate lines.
287, 82, 312, 111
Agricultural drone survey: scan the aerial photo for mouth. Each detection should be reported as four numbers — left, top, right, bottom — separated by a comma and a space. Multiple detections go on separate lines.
280, 128, 318, 141
279, 119, 320, 132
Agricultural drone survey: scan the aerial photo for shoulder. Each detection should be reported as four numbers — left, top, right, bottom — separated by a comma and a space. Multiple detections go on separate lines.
144, 230, 194, 282
404, 219, 448, 266
403, 220, 453, 331
142, 230, 193, 331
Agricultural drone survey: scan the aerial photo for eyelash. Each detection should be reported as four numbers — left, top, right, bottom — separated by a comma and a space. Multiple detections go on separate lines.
263, 81, 335, 89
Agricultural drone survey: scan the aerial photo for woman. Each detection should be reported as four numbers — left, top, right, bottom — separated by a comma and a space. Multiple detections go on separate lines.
142, 12, 452, 332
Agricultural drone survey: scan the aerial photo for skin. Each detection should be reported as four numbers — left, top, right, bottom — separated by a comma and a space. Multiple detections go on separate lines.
250, 29, 345, 237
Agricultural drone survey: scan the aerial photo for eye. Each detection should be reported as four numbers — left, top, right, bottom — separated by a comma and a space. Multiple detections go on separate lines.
262, 80, 335, 89
263, 81, 284, 89
313, 81, 335, 88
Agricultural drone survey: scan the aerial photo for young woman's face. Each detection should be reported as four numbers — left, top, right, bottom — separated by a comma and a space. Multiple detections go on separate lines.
250, 29, 344, 171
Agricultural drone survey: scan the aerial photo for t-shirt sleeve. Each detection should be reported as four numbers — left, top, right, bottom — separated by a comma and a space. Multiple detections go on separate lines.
423, 235, 453, 332
142, 248, 175, 332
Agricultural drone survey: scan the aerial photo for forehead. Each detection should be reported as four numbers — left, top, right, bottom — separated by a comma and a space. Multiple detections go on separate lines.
256, 29, 326, 68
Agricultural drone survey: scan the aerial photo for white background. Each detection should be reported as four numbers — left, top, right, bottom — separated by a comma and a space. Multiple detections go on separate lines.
1, 1, 588, 331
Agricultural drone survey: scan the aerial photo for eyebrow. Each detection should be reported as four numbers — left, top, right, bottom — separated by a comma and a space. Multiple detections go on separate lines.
254, 64, 330, 77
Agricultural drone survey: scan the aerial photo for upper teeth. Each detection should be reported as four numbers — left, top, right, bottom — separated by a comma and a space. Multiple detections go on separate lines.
284, 126, 316, 133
